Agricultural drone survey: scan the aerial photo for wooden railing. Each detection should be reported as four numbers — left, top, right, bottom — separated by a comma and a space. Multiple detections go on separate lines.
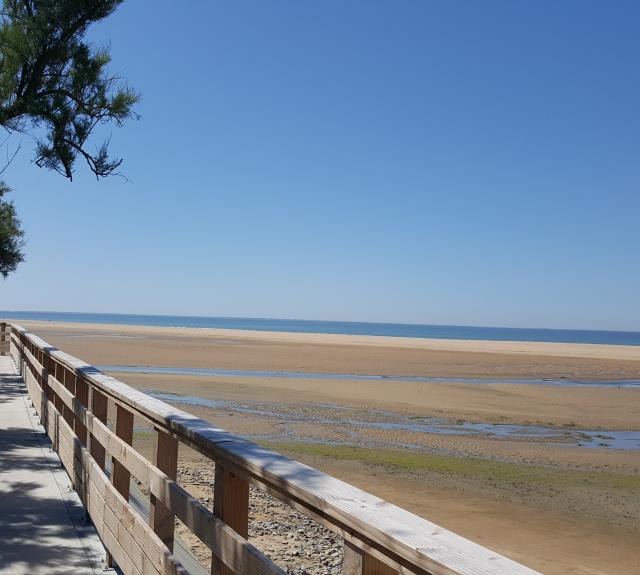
4, 322, 539, 575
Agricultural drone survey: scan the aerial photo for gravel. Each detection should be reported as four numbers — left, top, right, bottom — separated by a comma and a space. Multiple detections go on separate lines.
176, 463, 344, 575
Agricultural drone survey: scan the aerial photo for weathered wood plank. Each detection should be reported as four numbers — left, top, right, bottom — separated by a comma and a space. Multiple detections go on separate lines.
150, 428, 178, 552
90, 416, 284, 574
75, 377, 89, 446
61, 365, 77, 431
56, 407, 185, 575
91, 475, 147, 575
95, 462, 186, 575
22, 344, 43, 376
52, 361, 65, 418
91, 388, 108, 470
344, 541, 365, 575
362, 549, 400, 575
113, 404, 134, 501
212, 465, 250, 575
46, 373, 74, 409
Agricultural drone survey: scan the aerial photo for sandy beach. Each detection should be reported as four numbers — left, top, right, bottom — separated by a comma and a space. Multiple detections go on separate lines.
14, 320, 640, 377
10, 320, 640, 574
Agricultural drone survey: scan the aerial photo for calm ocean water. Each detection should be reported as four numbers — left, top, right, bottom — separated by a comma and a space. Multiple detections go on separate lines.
1, 310, 639, 345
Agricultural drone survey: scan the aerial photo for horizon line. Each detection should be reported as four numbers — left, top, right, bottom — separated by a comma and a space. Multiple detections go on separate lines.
1, 309, 639, 335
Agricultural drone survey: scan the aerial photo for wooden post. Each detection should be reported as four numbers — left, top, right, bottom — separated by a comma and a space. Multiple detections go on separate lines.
18, 334, 24, 378
107, 404, 134, 569
90, 388, 108, 470
343, 542, 398, 575
71, 374, 89, 520
150, 427, 178, 551
89, 387, 111, 565
211, 464, 249, 575
38, 350, 45, 402
45, 355, 59, 451
112, 404, 134, 501
39, 351, 50, 429
62, 368, 76, 430
44, 355, 54, 403
75, 378, 89, 446
52, 362, 65, 416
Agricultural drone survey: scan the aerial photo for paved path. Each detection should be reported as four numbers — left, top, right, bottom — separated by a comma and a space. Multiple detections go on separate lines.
0, 356, 112, 575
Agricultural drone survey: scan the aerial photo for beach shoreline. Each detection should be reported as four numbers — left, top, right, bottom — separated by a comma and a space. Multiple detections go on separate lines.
9, 318, 640, 356
8, 319, 640, 574
9, 320, 640, 380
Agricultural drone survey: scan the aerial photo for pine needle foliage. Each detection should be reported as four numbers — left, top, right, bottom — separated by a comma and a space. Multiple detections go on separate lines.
0, 0, 138, 180
0, 181, 23, 277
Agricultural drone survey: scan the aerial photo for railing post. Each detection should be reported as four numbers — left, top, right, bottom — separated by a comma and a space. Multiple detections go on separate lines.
75, 377, 89, 446
46, 356, 63, 453
52, 362, 64, 417
150, 427, 178, 551
39, 350, 50, 429
211, 464, 249, 575
88, 387, 110, 564
344, 542, 363, 575
19, 333, 25, 378
105, 403, 133, 568
112, 404, 134, 500
343, 542, 398, 575
62, 368, 76, 431
89, 388, 108, 470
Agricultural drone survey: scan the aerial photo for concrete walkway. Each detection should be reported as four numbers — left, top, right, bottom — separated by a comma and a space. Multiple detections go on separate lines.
0, 356, 112, 574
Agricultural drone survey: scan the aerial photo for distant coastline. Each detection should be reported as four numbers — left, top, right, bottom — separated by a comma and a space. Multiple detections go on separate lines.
2, 310, 640, 346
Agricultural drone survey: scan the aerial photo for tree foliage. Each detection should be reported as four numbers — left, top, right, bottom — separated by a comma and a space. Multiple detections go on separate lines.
0, 0, 138, 180
0, 0, 136, 278
0, 181, 23, 277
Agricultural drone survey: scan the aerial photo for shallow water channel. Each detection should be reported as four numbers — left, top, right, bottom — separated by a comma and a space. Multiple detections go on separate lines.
138, 389, 640, 452
99, 364, 640, 388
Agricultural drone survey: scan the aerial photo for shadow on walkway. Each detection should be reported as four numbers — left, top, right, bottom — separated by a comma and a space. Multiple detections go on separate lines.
0, 479, 99, 574
0, 357, 106, 574
0, 375, 25, 404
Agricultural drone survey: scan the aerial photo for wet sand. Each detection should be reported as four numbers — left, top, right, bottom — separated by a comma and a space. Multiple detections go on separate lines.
133, 431, 640, 575
114, 371, 640, 430
13, 320, 640, 574
16, 320, 640, 379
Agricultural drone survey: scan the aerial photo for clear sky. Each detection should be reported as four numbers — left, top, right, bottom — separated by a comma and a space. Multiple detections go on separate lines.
1, 1, 639, 330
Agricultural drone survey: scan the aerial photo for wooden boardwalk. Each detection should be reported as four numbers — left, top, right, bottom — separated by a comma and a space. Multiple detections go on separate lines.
1, 323, 541, 575
0, 356, 110, 574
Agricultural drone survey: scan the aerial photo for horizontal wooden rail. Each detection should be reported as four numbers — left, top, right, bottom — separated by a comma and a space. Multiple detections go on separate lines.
5, 322, 540, 575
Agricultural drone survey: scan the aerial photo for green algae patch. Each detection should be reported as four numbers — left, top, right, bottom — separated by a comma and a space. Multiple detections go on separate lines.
258, 441, 640, 491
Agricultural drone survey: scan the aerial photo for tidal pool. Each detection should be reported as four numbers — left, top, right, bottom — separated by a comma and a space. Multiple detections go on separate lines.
141, 389, 640, 451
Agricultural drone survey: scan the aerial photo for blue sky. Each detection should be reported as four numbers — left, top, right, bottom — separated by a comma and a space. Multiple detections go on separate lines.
1, 1, 639, 330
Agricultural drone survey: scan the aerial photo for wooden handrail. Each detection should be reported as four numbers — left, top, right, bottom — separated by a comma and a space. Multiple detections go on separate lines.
6, 322, 540, 575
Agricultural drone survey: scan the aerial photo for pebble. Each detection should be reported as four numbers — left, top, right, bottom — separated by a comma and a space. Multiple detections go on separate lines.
177, 464, 344, 574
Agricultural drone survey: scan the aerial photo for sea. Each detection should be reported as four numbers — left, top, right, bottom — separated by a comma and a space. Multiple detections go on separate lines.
1, 310, 639, 346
